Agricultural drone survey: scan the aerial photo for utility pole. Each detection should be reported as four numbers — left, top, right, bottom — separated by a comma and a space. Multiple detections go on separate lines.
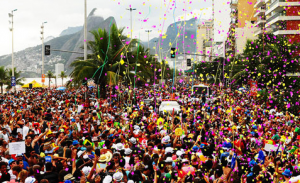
126, 7, 136, 51
41, 22, 47, 86
9, 9, 17, 92
145, 30, 152, 52
84, 0, 88, 99
84, 0, 87, 61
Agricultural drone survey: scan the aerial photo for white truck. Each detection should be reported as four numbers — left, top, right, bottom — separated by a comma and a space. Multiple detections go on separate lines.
159, 101, 181, 115
192, 84, 216, 103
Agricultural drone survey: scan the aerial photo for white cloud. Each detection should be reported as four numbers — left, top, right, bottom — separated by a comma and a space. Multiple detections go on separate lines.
0, 0, 232, 56
175, 7, 213, 22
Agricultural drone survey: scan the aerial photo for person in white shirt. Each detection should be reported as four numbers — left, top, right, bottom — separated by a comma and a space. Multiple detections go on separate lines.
8, 160, 17, 180
22, 122, 30, 140
0, 129, 9, 142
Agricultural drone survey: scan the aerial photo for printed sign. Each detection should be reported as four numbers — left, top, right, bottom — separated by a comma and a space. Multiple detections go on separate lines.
9, 141, 25, 155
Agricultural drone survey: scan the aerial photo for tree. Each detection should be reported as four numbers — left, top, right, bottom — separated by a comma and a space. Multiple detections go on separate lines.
46, 70, 54, 88
230, 34, 300, 112
59, 71, 67, 86
54, 75, 57, 88
70, 24, 143, 97
0, 66, 7, 94
5, 67, 24, 91
231, 34, 300, 89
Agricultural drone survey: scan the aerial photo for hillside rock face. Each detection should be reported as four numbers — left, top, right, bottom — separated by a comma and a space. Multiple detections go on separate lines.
0, 7, 199, 77
0, 8, 116, 77
144, 18, 198, 55
59, 26, 83, 37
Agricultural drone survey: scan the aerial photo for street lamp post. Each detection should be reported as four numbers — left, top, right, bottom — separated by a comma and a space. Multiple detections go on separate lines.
9, 9, 17, 92
145, 30, 152, 52
84, 0, 88, 100
41, 22, 47, 85
126, 7, 136, 50
84, 0, 87, 61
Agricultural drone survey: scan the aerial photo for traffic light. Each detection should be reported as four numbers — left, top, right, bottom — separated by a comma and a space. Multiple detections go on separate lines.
187, 59, 191, 66
82, 79, 87, 86
45, 45, 50, 55
170, 48, 176, 58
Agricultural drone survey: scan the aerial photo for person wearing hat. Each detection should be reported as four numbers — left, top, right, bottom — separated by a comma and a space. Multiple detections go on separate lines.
16, 154, 29, 170
8, 158, 17, 180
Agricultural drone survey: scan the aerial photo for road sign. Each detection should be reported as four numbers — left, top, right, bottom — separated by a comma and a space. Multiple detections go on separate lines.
41, 74, 45, 83
81, 86, 87, 92
11, 76, 16, 86
184, 69, 193, 73
226, 88, 231, 93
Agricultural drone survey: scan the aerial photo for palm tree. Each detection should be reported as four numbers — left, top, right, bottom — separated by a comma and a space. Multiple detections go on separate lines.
54, 75, 57, 88
59, 71, 67, 86
0, 66, 8, 94
70, 24, 139, 97
46, 70, 54, 88
5, 67, 24, 91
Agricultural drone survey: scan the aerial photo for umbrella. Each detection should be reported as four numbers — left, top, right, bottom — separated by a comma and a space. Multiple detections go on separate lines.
56, 87, 66, 91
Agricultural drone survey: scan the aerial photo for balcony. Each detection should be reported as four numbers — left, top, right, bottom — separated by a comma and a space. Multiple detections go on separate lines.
254, 29, 263, 36
230, 0, 238, 8
254, 0, 264, 8
266, 0, 300, 16
254, 7, 266, 17
254, 17, 266, 27
274, 30, 300, 35
266, 12, 300, 27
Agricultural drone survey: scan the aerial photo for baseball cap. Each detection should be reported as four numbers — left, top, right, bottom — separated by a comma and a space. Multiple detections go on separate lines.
73, 140, 79, 146
8, 159, 15, 165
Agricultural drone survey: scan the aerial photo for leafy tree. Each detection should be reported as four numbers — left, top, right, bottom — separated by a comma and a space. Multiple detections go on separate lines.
0, 66, 7, 94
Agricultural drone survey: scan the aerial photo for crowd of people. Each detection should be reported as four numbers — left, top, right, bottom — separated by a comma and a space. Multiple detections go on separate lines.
0, 82, 299, 183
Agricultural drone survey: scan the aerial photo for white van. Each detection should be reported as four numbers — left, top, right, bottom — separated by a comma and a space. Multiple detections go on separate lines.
192, 84, 211, 96
159, 101, 181, 115
192, 84, 216, 103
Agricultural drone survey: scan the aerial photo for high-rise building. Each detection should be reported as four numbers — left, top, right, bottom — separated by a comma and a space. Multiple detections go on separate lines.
253, 0, 269, 36
264, 0, 300, 43
225, 0, 258, 57
55, 63, 64, 79
196, 20, 213, 61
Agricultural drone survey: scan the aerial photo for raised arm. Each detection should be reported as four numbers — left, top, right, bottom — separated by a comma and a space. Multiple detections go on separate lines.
32, 129, 49, 148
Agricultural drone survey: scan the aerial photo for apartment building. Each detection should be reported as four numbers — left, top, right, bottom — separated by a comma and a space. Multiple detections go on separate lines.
196, 20, 213, 61
264, 0, 300, 43
225, 0, 258, 57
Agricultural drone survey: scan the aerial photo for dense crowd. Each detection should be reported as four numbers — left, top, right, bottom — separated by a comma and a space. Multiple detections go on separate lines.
0, 82, 299, 183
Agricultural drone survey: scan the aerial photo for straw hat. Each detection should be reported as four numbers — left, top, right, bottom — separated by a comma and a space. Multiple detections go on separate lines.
99, 152, 112, 163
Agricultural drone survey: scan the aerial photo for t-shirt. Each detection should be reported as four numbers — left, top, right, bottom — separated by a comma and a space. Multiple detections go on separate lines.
42, 172, 59, 183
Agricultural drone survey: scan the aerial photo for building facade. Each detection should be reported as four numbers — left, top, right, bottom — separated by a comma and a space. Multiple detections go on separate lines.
264, 0, 300, 43
196, 20, 213, 61
55, 63, 64, 80
225, 0, 258, 57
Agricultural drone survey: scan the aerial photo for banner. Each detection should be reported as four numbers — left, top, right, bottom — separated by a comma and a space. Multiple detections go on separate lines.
9, 141, 25, 155
250, 80, 258, 96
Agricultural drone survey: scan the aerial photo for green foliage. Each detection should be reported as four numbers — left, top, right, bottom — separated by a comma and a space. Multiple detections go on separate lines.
69, 24, 174, 97
5, 67, 25, 91
47, 70, 54, 88
59, 71, 67, 86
